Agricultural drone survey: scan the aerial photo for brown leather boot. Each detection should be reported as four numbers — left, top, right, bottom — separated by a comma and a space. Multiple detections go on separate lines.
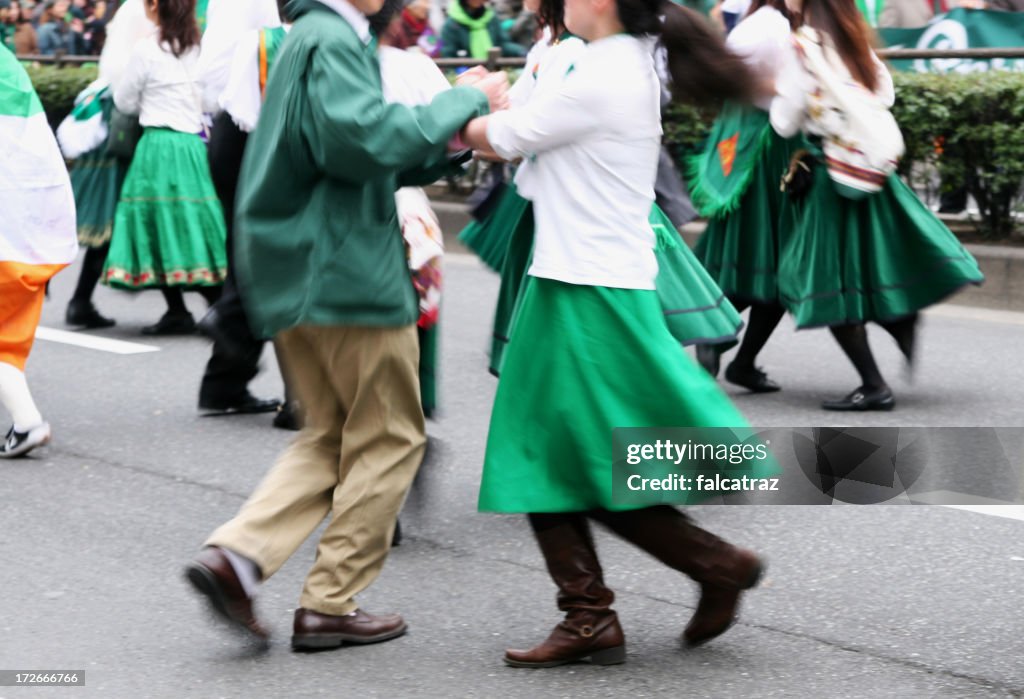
504, 514, 627, 668
592, 507, 763, 647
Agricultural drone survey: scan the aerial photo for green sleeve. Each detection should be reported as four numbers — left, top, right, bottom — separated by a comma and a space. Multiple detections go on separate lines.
305, 42, 489, 185
398, 157, 464, 188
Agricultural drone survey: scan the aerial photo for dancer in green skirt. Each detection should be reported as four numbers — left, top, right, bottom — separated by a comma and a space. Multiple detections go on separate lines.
103, 0, 228, 335
770, 0, 983, 410
461, 0, 772, 667
690, 0, 804, 393
59, 0, 152, 329
461, 0, 743, 377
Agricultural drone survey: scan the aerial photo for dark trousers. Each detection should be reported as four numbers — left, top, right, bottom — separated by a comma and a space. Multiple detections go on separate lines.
198, 113, 264, 405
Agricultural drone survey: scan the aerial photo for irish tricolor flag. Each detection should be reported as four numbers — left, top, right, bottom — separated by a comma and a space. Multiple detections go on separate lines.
0, 44, 77, 369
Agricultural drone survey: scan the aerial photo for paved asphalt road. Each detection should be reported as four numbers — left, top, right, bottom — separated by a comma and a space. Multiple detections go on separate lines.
2, 252, 1023, 698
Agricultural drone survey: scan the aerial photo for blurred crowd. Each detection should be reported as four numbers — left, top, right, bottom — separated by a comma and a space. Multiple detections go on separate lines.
0, 0, 111, 55
5, 0, 1023, 59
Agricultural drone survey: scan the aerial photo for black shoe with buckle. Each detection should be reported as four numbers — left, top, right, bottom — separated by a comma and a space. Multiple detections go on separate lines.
821, 386, 895, 411
0, 422, 52, 458
724, 362, 780, 393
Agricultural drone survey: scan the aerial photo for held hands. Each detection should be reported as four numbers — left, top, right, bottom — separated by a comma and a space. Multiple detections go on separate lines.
459, 69, 510, 114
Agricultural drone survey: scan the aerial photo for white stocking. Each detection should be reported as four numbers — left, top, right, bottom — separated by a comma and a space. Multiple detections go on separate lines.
0, 362, 43, 432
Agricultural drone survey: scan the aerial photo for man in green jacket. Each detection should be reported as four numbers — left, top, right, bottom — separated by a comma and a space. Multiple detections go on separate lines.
186, 0, 508, 649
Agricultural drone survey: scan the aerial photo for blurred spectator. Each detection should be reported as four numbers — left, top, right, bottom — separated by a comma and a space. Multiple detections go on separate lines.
69, 0, 84, 19
505, 7, 537, 46
83, 0, 107, 53
440, 0, 525, 58
879, 0, 951, 28
385, 0, 434, 51
983, 0, 1024, 9
1, 1, 39, 53
38, 0, 85, 54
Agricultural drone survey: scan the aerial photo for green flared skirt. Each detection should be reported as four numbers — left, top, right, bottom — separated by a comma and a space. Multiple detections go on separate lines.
478, 278, 764, 513
694, 127, 805, 305
651, 205, 743, 348
69, 100, 129, 248
458, 182, 530, 273
487, 196, 742, 376
104, 128, 228, 290
777, 152, 984, 329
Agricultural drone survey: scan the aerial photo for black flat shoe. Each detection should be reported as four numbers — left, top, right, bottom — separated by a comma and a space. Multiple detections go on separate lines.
200, 393, 282, 416
724, 362, 780, 393
142, 311, 196, 336
821, 386, 895, 411
66, 301, 116, 329
272, 403, 301, 430
696, 344, 721, 378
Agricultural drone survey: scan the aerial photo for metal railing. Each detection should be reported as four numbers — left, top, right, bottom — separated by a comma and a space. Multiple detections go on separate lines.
17, 45, 1024, 69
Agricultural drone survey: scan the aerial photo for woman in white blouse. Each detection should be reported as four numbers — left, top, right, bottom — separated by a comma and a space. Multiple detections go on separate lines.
770, 0, 983, 410
461, 0, 774, 668
102, 0, 229, 336
691, 0, 804, 393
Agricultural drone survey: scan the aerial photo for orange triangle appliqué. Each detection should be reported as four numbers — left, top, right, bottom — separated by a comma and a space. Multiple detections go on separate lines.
718, 133, 739, 177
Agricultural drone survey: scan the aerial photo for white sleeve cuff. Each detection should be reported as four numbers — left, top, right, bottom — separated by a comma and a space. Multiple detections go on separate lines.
486, 110, 524, 161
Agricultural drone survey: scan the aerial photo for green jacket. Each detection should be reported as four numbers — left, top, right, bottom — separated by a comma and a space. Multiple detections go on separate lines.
235, 0, 489, 337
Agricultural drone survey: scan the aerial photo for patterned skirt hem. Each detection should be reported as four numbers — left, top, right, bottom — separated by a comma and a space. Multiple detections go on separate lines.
104, 266, 227, 289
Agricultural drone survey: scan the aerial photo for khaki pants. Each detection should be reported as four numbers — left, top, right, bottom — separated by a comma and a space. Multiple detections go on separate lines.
207, 324, 426, 615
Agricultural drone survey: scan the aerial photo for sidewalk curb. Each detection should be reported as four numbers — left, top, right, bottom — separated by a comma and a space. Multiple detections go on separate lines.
433, 200, 1024, 314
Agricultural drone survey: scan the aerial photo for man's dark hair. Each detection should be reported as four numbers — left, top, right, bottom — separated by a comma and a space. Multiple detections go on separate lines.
367, 0, 403, 39
277, 0, 295, 23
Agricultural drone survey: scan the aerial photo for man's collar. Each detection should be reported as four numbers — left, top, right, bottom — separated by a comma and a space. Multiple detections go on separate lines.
316, 0, 372, 44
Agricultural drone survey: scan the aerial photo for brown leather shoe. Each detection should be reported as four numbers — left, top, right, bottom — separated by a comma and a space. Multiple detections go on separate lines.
291, 608, 407, 650
504, 611, 626, 668
185, 546, 269, 640
683, 548, 763, 647
590, 507, 763, 648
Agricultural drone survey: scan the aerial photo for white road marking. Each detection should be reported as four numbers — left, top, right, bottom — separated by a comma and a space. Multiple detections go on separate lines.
913, 490, 1024, 522
941, 505, 1024, 523
35, 327, 160, 355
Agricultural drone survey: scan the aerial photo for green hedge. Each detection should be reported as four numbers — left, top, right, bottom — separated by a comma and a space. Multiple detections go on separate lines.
663, 71, 1024, 239
25, 63, 99, 130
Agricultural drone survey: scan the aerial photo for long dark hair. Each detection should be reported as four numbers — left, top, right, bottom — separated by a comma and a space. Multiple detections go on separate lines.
800, 0, 879, 92
537, 0, 566, 42
617, 0, 758, 107
367, 0, 403, 38
745, 0, 798, 28
148, 0, 199, 58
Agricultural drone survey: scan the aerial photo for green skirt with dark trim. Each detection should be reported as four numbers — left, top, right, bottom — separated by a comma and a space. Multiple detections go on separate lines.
478, 278, 767, 513
69, 98, 129, 248
104, 128, 228, 290
778, 149, 984, 328
694, 118, 805, 305
458, 181, 529, 273
485, 190, 743, 376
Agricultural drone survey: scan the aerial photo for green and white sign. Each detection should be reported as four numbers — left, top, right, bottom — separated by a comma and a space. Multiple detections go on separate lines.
879, 9, 1024, 73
